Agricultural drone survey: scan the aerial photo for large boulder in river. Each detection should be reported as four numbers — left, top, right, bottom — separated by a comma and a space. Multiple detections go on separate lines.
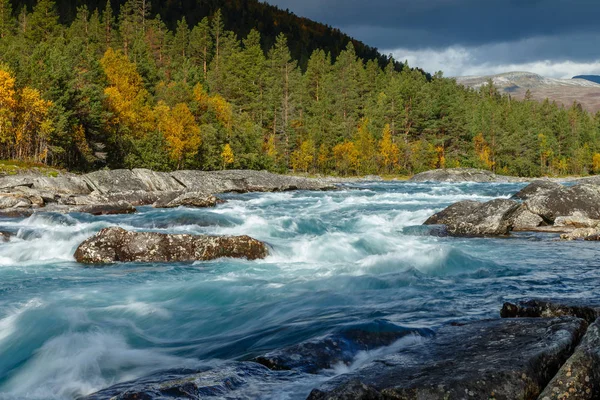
410, 168, 519, 183
511, 180, 563, 200
525, 184, 600, 223
424, 199, 521, 236
74, 227, 269, 264
308, 317, 586, 400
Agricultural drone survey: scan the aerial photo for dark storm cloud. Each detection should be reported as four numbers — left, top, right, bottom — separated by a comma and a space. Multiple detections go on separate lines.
264, 0, 600, 51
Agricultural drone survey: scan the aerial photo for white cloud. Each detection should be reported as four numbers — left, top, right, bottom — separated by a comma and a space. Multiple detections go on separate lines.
386, 45, 600, 78
383, 33, 600, 78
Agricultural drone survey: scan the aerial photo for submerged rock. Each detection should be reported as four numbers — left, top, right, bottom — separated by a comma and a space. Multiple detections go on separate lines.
74, 227, 269, 264
538, 319, 600, 400
424, 199, 521, 236
511, 180, 563, 201
308, 317, 586, 400
409, 168, 516, 183
525, 184, 600, 223
84, 362, 304, 400
0, 231, 11, 242
255, 320, 434, 374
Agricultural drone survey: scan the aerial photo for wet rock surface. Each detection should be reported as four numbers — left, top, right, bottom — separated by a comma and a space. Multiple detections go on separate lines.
538, 319, 600, 400
84, 362, 305, 400
501, 299, 600, 324
0, 231, 11, 242
74, 227, 269, 264
255, 320, 434, 374
308, 317, 587, 400
424, 199, 521, 236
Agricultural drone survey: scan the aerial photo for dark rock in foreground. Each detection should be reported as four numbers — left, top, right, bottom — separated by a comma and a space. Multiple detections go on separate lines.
410, 168, 523, 183
424, 199, 521, 236
308, 317, 586, 400
538, 319, 600, 400
0, 231, 11, 242
255, 320, 434, 374
501, 299, 600, 324
84, 362, 305, 400
74, 227, 269, 264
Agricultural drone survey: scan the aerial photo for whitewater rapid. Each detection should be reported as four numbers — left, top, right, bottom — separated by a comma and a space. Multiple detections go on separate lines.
1, 181, 599, 399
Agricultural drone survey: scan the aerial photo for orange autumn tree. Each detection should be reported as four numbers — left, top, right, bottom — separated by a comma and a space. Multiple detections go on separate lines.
0, 67, 53, 162
155, 101, 201, 169
100, 48, 154, 138
221, 143, 234, 168
378, 124, 399, 173
291, 138, 315, 172
333, 141, 360, 175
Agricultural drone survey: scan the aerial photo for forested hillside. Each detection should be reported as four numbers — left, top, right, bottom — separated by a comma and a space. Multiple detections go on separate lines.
1, 0, 600, 177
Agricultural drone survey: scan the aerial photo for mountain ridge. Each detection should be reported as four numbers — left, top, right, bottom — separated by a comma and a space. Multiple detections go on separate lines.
456, 71, 600, 112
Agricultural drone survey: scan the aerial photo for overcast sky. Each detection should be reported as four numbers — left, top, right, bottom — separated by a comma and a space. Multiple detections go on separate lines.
263, 0, 600, 78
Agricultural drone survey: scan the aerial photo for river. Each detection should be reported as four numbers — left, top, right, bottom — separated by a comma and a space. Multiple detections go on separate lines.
1, 181, 599, 399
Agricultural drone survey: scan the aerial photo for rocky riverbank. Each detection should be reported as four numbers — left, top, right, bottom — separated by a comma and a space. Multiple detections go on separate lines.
0, 169, 337, 217
83, 299, 600, 399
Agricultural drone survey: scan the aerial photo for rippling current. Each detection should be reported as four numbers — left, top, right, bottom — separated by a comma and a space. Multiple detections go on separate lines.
1, 181, 600, 399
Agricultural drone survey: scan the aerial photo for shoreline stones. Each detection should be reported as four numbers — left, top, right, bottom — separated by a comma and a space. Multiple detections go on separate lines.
409, 168, 524, 183
74, 227, 269, 264
0, 169, 337, 216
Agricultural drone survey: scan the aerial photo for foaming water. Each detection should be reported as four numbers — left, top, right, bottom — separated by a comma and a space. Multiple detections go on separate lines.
1, 180, 600, 399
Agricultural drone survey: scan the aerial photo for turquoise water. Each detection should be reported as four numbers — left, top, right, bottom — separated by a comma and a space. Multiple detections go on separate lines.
1, 181, 599, 399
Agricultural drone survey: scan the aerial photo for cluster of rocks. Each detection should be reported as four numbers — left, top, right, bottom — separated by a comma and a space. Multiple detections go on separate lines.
83, 299, 600, 400
425, 179, 600, 239
0, 168, 336, 217
410, 168, 528, 183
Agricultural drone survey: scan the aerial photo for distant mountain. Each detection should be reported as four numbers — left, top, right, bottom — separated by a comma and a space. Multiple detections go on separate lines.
456, 71, 600, 112
573, 75, 600, 85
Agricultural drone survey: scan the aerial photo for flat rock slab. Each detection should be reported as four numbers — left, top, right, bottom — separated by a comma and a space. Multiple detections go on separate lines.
308, 317, 587, 400
74, 227, 269, 264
